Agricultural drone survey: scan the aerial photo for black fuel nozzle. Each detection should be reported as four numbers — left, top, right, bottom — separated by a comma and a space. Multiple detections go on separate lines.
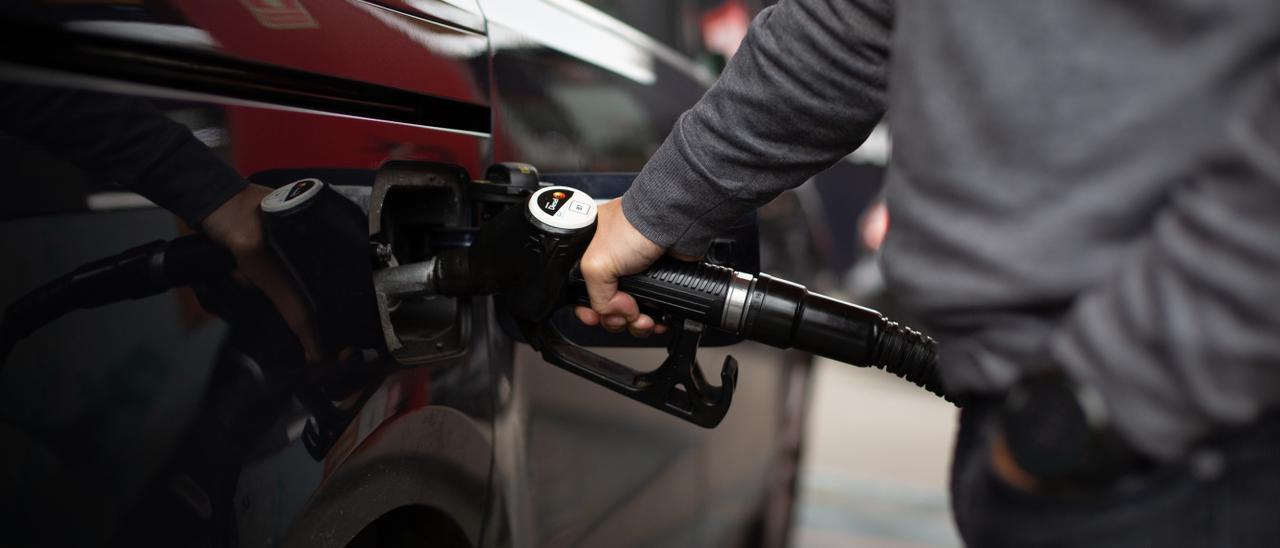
440, 184, 739, 426
426, 184, 597, 318
259, 178, 382, 354
565, 257, 951, 403
417, 183, 952, 427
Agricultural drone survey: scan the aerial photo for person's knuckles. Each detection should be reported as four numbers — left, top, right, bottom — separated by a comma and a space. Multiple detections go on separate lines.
224, 231, 266, 256
633, 314, 654, 329
592, 293, 632, 318
574, 307, 600, 325
628, 316, 654, 338
579, 252, 615, 280
606, 293, 640, 321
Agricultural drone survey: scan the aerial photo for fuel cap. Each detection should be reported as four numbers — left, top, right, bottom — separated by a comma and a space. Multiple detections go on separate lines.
526, 185, 597, 233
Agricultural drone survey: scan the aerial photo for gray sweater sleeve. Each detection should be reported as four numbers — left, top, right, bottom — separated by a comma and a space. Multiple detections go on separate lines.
1049, 73, 1280, 462
622, 0, 892, 256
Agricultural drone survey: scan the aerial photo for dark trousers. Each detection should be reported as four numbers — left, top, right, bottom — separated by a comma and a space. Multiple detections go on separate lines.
950, 402, 1280, 547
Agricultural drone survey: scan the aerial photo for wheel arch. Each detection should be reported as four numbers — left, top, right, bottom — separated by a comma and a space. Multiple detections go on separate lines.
282, 406, 492, 548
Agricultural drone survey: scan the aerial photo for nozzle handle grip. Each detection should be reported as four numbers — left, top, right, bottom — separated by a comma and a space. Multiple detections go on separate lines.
573, 258, 953, 403
613, 258, 734, 325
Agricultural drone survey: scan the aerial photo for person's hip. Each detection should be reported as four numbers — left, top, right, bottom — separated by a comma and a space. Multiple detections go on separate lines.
950, 399, 1280, 547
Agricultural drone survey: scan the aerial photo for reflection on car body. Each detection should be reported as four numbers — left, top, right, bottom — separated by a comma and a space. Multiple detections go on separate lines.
0, 1, 812, 547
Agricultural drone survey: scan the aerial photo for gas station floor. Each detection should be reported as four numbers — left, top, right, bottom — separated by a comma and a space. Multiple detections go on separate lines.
792, 358, 962, 547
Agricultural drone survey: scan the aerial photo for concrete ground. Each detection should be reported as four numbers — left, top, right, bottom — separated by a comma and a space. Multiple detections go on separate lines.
791, 358, 962, 548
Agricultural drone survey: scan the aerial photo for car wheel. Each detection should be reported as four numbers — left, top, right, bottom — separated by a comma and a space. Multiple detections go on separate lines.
345, 506, 472, 548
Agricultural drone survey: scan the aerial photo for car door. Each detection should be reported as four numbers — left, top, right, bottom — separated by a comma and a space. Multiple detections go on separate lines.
2, 2, 801, 546
480, 3, 803, 547
1, 2, 497, 546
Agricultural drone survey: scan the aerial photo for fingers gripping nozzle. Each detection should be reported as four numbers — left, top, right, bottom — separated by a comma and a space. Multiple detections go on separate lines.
413, 186, 740, 427
601, 258, 952, 404
413, 183, 950, 428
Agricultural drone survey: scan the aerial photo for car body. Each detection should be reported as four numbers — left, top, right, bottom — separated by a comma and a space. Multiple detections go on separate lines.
0, 2, 811, 547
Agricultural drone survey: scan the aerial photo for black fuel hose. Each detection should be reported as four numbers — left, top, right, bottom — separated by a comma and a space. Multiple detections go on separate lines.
7, 230, 950, 405
420, 233, 949, 403
573, 257, 951, 403
412, 183, 951, 404
0, 235, 232, 365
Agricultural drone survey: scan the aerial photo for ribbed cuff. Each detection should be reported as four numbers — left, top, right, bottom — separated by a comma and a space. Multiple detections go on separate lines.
621, 122, 755, 257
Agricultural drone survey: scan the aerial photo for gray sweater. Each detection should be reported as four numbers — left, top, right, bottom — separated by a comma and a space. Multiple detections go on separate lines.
622, 0, 1280, 461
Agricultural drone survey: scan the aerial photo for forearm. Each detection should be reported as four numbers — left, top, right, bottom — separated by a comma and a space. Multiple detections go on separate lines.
623, 0, 893, 255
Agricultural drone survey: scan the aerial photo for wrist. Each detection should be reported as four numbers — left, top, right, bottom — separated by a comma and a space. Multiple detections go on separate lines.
610, 198, 665, 260
201, 184, 268, 252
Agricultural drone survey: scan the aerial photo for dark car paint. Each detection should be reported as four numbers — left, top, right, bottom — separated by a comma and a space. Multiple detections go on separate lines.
0, 2, 806, 547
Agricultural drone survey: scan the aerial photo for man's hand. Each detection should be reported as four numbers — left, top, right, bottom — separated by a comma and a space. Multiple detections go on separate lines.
990, 431, 1040, 493
201, 184, 324, 363
574, 199, 669, 337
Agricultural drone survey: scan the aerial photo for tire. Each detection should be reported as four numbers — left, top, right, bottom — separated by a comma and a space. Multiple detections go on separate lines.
345, 506, 472, 548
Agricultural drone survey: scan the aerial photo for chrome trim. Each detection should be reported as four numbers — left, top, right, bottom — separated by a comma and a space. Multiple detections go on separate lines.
720, 270, 755, 333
